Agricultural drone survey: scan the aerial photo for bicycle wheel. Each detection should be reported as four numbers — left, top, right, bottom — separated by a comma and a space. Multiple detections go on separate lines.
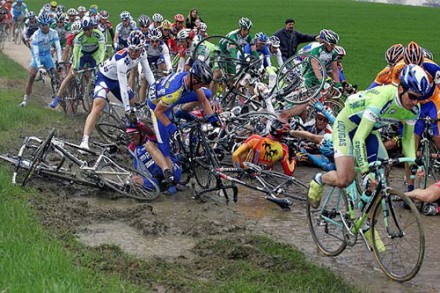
260, 169, 308, 201
96, 112, 128, 145
62, 83, 80, 114
82, 78, 93, 113
94, 157, 160, 201
191, 129, 218, 189
227, 111, 277, 138
276, 54, 326, 104
371, 189, 424, 282
307, 185, 348, 256
420, 139, 439, 189
21, 129, 55, 187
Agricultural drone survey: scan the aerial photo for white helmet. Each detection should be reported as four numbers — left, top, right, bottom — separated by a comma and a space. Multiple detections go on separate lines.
152, 13, 163, 23
176, 28, 192, 40
71, 20, 82, 34
268, 36, 280, 48
148, 28, 162, 41
199, 22, 207, 32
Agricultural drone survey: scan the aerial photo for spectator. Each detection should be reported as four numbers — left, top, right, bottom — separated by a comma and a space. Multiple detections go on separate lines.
274, 18, 317, 61
185, 8, 203, 30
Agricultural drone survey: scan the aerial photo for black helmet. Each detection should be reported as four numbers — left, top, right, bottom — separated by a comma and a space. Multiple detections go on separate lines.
190, 59, 213, 84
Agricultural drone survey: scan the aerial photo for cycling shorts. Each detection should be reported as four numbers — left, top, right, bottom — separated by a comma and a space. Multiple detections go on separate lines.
78, 55, 97, 70
93, 71, 134, 101
30, 54, 55, 70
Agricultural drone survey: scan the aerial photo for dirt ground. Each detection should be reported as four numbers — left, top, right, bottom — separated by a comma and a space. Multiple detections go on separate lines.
3, 42, 440, 293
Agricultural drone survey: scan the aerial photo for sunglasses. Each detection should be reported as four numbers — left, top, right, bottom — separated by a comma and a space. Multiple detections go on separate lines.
316, 116, 328, 122
151, 40, 160, 43
406, 90, 420, 101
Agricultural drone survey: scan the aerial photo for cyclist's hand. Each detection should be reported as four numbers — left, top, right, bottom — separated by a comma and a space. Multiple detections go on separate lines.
208, 114, 221, 128
38, 67, 47, 75
125, 109, 137, 125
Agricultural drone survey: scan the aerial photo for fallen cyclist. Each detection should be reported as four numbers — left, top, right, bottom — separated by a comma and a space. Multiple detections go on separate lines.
126, 121, 181, 195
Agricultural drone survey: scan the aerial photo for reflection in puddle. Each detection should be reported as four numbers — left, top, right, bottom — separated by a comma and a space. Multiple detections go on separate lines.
77, 221, 195, 259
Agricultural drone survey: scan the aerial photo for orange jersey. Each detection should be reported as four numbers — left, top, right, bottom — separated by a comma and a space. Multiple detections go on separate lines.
232, 134, 296, 176
391, 60, 405, 87
373, 66, 393, 85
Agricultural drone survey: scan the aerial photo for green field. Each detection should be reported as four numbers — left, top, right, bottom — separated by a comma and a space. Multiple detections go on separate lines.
26, 0, 440, 88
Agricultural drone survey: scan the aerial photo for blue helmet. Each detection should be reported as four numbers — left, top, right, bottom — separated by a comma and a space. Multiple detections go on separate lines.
255, 32, 268, 43
319, 134, 334, 157
81, 17, 93, 29
400, 64, 430, 97
37, 13, 51, 25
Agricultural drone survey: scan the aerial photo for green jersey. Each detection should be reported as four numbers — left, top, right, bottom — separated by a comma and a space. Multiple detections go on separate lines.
303, 44, 337, 86
72, 29, 105, 69
219, 29, 254, 59
333, 85, 419, 173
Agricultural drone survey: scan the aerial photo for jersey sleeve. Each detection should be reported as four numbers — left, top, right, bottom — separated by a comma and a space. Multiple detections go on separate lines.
280, 143, 295, 176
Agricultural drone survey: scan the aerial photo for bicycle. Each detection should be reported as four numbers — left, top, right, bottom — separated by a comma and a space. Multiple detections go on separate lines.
0, 22, 8, 51
0, 129, 160, 201
306, 157, 425, 282
12, 15, 24, 45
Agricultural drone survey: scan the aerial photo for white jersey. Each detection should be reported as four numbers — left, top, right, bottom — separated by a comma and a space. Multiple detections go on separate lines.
115, 21, 137, 43
31, 28, 62, 64
99, 48, 155, 111
145, 41, 171, 71
269, 48, 284, 68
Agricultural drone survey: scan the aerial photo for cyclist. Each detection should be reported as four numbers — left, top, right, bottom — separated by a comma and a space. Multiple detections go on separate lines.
161, 19, 177, 56
97, 10, 114, 46
10, 0, 28, 37
149, 13, 163, 31
367, 44, 404, 89
307, 64, 430, 209
0, 4, 10, 33
21, 10, 37, 48
50, 17, 105, 108
175, 28, 209, 72
193, 21, 208, 43
232, 119, 297, 176
171, 13, 185, 36
65, 8, 77, 28
113, 11, 136, 51
302, 29, 341, 88
126, 121, 181, 194
79, 30, 155, 150
19, 13, 62, 107
61, 20, 81, 63
138, 28, 172, 102
50, 12, 69, 50
136, 14, 150, 39
147, 59, 219, 174
77, 6, 86, 20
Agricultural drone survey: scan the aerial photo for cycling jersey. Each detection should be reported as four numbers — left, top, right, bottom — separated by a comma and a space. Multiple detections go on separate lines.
23, 18, 38, 39
11, 1, 27, 19
65, 32, 76, 46
115, 21, 136, 48
368, 66, 393, 89
97, 48, 155, 111
303, 119, 332, 135
50, 22, 69, 47
98, 20, 114, 44
72, 29, 105, 69
303, 44, 337, 87
219, 29, 255, 59
333, 85, 418, 173
30, 28, 61, 68
298, 41, 321, 55
232, 134, 296, 176
177, 41, 210, 72
145, 41, 171, 71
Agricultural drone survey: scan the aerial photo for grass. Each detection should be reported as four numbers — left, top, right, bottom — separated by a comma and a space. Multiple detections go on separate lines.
25, 0, 440, 88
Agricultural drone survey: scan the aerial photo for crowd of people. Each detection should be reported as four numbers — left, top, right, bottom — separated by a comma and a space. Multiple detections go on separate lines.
2, 1, 440, 217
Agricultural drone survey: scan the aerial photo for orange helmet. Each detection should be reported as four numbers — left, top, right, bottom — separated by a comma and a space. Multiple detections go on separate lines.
404, 41, 424, 66
385, 44, 404, 65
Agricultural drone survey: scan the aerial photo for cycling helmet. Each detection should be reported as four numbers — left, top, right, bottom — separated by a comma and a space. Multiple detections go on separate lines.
127, 30, 146, 50
57, 5, 64, 13
199, 22, 207, 32
385, 43, 404, 65
148, 28, 162, 41
162, 19, 172, 30
152, 13, 163, 23
320, 29, 339, 45
89, 4, 98, 11
269, 119, 291, 138
334, 45, 346, 57
90, 15, 99, 26
138, 14, 150, 27
422, 47, 434, 61
404, 41, 424, 66
77, 6, 86, 13
174, 13, 184, 22
120, 11, 131, 21
71, 20, 82, 34
190, 59, 213, 84
238, 17, 253, 29
55, 12, 65, 23
99, 10, 109, 19
50, 1, 57, 8
400, 64, 430, 96
268, 36, 280, 48
176, 28, 192, 40
81, 17, 93, 30
37, 13, 51, 25
28, 11, 36, 18
67, 8, 77, 16
255, 32, 268, 43
319, 133, 334, 157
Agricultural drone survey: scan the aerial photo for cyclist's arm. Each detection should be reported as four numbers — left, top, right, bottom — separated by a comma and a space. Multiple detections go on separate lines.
161, 43, 172, 71
330, 61, 340, 83
280, 143, 296, 176
52, 33, 62, 61
275, 49, 284, 68
196, 88, 214, 116
367, 81, 380, 89
154, 102, 172, 127
401, 120, 416, 160
289, 130, 323, 144
116, 57, 132, 111
352, 111, 376, 174
96, 31, 106, 64
232, 142, 251, 168
311, 58, 323, 80
31, 37, 41, 66
72, 43, 81, 69
139, 51, 155, 85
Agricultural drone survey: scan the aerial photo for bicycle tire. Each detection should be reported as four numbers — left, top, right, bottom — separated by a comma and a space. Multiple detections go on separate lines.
307, 185, 348, 256
261, 170, 308, 201
371, 189, 424, 282
62, 83, 80, 114
96, 112, 128, 145
276, 54, 326, 104
191, 130, 214, 189
94, 158, 160, 201
21, 129, 55, 187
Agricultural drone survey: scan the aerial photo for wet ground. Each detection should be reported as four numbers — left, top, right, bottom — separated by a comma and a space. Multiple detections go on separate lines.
3, 41, 440, 293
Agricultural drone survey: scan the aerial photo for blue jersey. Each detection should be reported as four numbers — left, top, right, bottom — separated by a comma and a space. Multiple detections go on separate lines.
11, 2, 28, 17
148, 72, 192, 108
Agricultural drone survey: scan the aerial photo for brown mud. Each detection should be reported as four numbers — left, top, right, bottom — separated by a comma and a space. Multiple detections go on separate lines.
2, 41, 440, 293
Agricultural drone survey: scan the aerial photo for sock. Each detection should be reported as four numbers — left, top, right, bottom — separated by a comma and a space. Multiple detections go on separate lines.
314, 173, 323, 185
407, 184, 414, 192
23, 94, 28, 101
82, 135, 89, 143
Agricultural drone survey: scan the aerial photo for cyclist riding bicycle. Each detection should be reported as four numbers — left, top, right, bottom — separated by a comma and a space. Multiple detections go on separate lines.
19, 13, 62, 107
50, 12, 69, 49
232, 118, 297, 176
97, 10, 114, 45
10, 0, 28, 36
367, 44, 404, 89
307, 64, 430, 209
126, 121, 181, 194
50, 17, 105, 108
149, 13, 163, 31
175, 28, 210, 72
113, 11, 136, 51
170, 13, 185, 37
21, 10, 37, 48
79, 30, 155, 150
